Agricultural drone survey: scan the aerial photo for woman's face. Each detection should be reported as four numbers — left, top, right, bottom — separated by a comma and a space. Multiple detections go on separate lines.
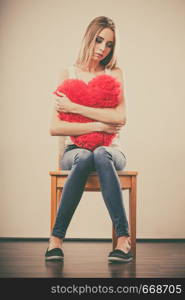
93, 28, 114, 62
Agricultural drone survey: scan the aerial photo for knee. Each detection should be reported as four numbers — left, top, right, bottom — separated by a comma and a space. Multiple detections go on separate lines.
93, 146, 112, 165
73, 149, 93, 167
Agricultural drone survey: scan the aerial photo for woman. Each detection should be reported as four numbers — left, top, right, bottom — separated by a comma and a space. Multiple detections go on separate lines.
45, 16, 133, 263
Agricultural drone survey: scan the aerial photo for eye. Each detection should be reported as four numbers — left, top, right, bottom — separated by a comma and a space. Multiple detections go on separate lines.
106, 42, 113, 48
95, 36, 103, 43
95, 36, 114, 49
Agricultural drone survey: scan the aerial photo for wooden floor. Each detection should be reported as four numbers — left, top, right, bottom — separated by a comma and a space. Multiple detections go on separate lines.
0, 240, 184, 278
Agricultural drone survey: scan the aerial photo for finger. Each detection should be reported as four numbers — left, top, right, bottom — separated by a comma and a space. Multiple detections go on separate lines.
56, 91, 65, 97
55, 102, 61, 109
55, 102, 60, 107
112, 124, 122, 128
55, 102, 60, 109
55, 99, 63, 106
55, 98, 61, 104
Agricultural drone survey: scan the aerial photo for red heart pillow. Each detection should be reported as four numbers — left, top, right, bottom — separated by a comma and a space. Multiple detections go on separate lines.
54, 74, 121, 151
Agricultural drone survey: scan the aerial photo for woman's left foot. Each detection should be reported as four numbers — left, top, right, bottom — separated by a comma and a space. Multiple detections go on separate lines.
115, 236, 131, 253
108, 249, 133, 263
108, 236, 133, 263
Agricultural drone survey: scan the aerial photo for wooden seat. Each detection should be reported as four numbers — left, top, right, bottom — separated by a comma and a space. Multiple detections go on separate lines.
49, 169, 138, 256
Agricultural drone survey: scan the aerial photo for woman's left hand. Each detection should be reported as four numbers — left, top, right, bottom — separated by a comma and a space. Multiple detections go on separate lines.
55, 91, 75, 113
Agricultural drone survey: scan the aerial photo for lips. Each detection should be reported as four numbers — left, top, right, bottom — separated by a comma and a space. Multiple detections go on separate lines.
95, 53, 103, 58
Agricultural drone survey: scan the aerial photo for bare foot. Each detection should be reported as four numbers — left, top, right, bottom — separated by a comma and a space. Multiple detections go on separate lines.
48, 236, 63, 251
115, 236, 131, 253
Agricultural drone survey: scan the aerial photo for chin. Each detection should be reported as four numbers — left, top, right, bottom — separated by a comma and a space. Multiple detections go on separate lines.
92, 56, 100, 61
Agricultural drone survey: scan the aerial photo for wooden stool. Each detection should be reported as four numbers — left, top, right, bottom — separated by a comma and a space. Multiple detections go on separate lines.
49, 170, 138, 256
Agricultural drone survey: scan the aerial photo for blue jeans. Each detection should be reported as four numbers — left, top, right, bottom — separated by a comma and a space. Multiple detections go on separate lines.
52, 145, 129, 239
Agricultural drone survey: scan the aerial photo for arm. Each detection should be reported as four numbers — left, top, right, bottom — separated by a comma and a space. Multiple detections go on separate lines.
70, 68, 127, 125
50, 108, 122, 136
72, 91, 126, 124
50, 108, 102, 136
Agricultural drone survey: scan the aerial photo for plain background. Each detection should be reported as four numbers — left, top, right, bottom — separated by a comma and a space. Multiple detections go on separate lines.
0, 0, 185, 239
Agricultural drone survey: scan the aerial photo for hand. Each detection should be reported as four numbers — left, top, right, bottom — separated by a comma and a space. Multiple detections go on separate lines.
55, 91, 75, 113
120, 117, 127, 126
97, 122, 123, 134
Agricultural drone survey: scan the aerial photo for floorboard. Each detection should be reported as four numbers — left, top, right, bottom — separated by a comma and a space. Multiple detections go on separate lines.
0, 241, 184, 278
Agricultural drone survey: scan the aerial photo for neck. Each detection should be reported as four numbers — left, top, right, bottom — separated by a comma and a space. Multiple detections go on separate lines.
86, 60, 104, 73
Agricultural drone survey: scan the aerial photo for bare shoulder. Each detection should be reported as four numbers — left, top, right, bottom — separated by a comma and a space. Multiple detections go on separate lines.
111, 67, 124, 83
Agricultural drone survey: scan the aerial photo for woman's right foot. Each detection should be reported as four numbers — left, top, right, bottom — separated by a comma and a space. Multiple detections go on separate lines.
45, 247, 64, 261
45, 236, 64, 261
48, 236, 63, 250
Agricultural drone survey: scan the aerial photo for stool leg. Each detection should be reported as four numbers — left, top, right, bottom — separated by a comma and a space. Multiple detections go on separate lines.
129, 175, 137, 256
57, 188, 62, 210
112, 225, 117, 250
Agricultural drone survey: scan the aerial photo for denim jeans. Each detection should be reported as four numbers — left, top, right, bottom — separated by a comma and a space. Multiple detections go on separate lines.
52, 145, 129, 239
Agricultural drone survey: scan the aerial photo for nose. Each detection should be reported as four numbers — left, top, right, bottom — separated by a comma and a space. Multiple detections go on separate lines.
99, 42, 106, 52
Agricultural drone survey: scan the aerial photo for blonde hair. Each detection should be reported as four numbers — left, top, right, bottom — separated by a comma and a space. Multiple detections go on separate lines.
75, 16, 119, 70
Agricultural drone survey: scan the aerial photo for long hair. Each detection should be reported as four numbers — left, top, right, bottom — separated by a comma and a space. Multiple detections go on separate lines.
75, 16, 119, 70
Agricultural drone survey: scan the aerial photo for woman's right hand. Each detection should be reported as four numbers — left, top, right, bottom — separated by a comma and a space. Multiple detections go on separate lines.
95, 122, 123, 134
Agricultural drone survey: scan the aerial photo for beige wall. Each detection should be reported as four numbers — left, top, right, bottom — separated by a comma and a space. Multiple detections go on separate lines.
0, 0, 185, 238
